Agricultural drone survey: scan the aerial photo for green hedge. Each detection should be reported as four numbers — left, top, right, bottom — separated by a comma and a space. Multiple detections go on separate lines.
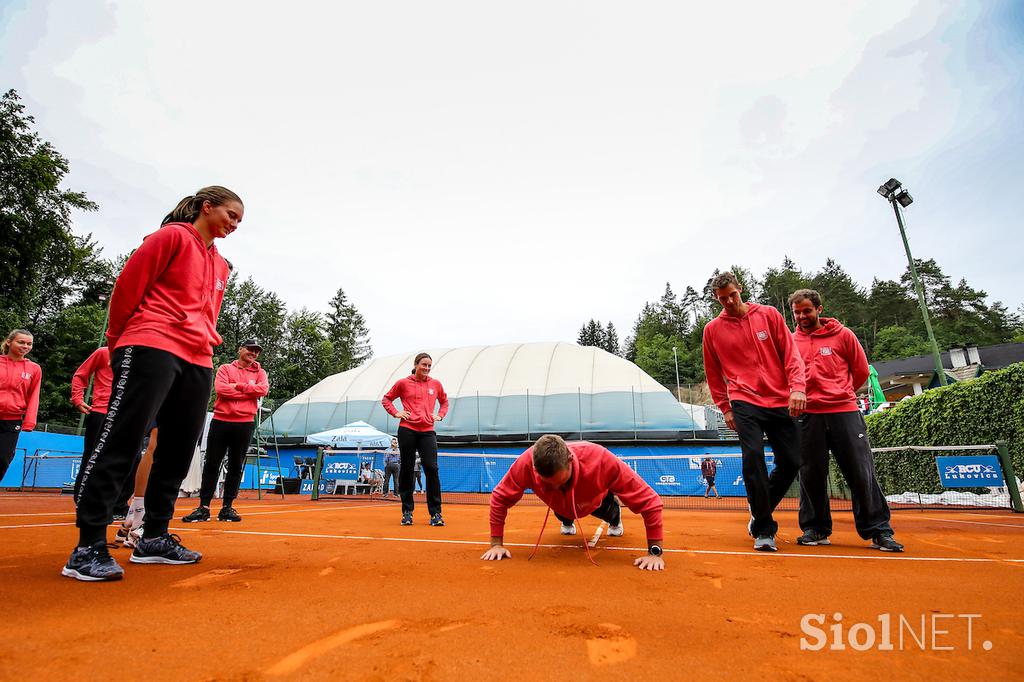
865, 362, 1024, 494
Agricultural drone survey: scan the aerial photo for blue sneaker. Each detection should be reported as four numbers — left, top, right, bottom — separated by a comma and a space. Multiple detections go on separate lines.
62, 542, 125, 582
130, 533, 202, 565
429, 513, 445, 527
401, 512, 413, 526
754, 535, 778, 552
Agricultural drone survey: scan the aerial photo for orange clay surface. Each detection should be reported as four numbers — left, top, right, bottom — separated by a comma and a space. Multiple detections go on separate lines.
1, 491, 1022, 681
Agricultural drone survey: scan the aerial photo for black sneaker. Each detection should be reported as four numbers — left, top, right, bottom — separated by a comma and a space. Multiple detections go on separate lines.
429, 513, 445, 527
130, 533, 202, 565
181, 505, 211, 522
871, 534, 904, 553
796, 530, 831, 546
62, 542, 125, 582
401, 512, 413, 526
218, 506, 241, 522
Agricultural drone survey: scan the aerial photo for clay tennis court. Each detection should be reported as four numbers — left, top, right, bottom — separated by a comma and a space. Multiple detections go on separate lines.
1, 491, 1021, 680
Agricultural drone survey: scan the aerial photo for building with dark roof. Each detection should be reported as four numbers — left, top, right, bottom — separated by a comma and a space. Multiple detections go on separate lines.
869, 342, 1024, 400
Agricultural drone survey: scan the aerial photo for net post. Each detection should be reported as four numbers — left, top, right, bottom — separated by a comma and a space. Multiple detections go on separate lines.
310, 446, 324, 501
995, 440, 1023, 513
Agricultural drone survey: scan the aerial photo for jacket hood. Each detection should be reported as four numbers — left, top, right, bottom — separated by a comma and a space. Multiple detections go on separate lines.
796, 317, 844, 338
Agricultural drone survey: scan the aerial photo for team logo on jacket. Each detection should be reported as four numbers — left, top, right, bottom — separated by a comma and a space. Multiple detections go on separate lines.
21, 372, 32, 380
756, 330, 769, 341
819, 347, 833, 356
215, 279, 225, 291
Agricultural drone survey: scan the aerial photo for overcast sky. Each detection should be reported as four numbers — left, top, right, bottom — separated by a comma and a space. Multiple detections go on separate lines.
2, 1, 1021, 357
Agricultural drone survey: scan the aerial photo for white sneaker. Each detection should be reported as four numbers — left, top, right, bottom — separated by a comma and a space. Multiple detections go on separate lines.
560, 522, 576, 535
124, 527, 143, 549
608, 523, 624, 537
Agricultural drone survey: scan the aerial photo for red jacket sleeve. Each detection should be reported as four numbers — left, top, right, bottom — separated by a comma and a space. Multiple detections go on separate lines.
702, 324, 731, 413
23, 364, 41, 431
846, 329, 870, 390
436, 381, 449, 418
106, 229, 180, 349
488, 454, 531, 538
245, 368, 269, 397
770, 308, 806, 394
70, 351, 98, 406
381, 380, 401, 417
214, 365, 247, 399
604, 452, 664, 542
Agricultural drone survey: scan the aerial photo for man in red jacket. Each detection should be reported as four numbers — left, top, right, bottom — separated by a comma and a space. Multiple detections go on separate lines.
482, 435, 665, 570
703, 271, 806, 551
789, 289, 903, 552
182, 339, 269, 523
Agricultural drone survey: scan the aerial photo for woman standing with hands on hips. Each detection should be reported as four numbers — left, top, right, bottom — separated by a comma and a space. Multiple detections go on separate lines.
0, 329, 40, 481
382, 352, 449, 527
63, 186, 242, 582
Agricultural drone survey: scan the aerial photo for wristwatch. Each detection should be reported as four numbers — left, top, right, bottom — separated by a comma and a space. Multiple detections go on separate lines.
648, 544, 663, 557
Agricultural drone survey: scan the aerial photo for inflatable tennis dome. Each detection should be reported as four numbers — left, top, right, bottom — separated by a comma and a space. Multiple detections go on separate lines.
265, 342, 701, 441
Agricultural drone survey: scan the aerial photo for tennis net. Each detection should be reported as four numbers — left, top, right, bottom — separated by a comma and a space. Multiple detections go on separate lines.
310, 442, 1022, 512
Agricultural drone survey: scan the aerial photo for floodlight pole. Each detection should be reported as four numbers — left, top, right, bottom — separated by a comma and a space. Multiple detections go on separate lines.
672, 346, 681, 402
889, 198, 947, 387
76, 289, 113, 436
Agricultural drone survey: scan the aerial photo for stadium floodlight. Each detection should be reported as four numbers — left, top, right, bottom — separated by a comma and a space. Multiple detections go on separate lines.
877, 178, 902, 199
877, 178, 946, 386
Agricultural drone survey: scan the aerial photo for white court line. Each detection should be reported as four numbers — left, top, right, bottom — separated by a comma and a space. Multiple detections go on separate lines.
588, 522, 605, 548
0, 522, 75, 529
0, 511, 74, 517
918, 517, 1024, 530
0, 503, 386, 529
166, 527, 1024, 564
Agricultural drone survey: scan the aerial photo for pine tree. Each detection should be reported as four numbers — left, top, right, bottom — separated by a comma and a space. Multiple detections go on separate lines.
325, 287, 372, 373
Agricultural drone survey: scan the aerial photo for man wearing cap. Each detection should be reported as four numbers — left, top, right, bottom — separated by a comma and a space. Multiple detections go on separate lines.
182, 339, 269, 523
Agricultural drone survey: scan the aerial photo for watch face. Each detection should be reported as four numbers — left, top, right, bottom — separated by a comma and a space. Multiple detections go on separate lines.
649, 545, 663, 556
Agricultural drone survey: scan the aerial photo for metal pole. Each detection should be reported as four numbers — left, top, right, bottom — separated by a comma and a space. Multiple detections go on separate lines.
630, 386, 637, 441
525, 388, 531, 441
577, 387, 583, 441
76, 291, 112, 436
476, 390, 481, 443
672, 346, 681, 402
996, 440, 1023, 513
891, 199, 946, 386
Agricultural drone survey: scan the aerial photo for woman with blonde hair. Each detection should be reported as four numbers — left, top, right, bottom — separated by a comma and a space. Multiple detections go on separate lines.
0, 329, 40, 480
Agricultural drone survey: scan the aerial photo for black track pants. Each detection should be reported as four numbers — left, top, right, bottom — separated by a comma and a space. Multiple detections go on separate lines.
797, 411, 893, 540
75, 346, 212, 545
383, 462, 400, 495
73, 411, 107, 498
397, 426, 441, 516
199, 419, 254, 507
732, 400, 802, 538
554, 490, 621, 528
0, 420, 22, 481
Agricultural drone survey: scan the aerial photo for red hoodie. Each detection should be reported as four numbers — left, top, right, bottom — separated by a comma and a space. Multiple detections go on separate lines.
213, 360, 270, 422
382, 375, 449, 432
702, 302, 806, 413
0, 356, 41, 430
793, 318, 869, 414
106, 222, 230, 368
489, 441, 664, 541
70, 347, 112, 413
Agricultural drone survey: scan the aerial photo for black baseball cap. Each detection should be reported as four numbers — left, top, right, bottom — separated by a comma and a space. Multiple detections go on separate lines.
240, 338, 263, 352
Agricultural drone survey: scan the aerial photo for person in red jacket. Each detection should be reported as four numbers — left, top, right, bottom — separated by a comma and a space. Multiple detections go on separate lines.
482, 435, 665, 570
382, 352, 449, 527
0, 329, 41, 481
702, 271, 806, 552
789, 289, 903, 552
70, 346, 113, 498
63, 186, 242, 582
182, 338, 269, 523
